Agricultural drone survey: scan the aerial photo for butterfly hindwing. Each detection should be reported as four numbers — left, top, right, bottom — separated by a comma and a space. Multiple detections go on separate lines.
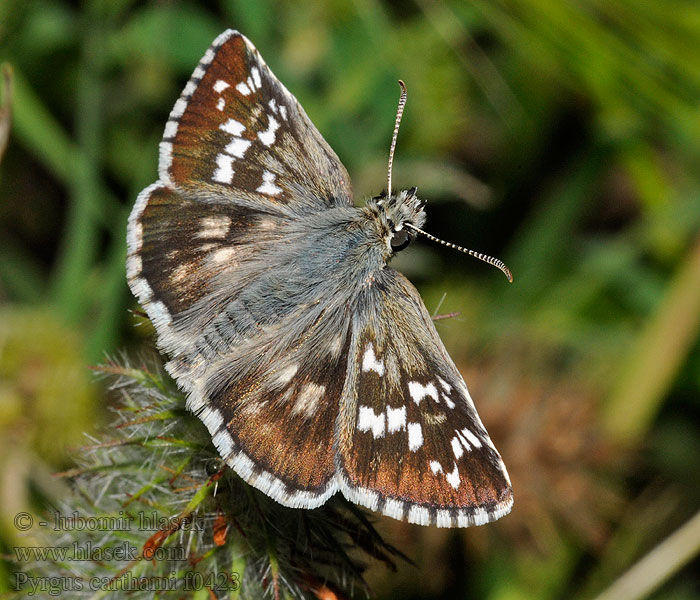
336, 268, 513, 527
186, 299, 354, 507
160, 29, 353, 209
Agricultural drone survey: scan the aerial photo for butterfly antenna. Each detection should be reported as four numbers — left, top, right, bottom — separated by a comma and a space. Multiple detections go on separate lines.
405, 224, 514, 283
387, 80, 407, 201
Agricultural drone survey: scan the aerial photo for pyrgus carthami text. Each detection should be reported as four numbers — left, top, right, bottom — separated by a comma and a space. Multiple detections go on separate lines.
126, 29, 513, 528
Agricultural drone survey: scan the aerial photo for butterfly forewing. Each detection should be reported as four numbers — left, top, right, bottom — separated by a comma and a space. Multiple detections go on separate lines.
160, 30, 353, 209
128, 30, 354, 373
336, 268, 512, 527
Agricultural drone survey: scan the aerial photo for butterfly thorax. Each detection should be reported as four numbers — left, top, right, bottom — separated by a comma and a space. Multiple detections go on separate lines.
202, 194, 427, 334
364, 187, 426, 256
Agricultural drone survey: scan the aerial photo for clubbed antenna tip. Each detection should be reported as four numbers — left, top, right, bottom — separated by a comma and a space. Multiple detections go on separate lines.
405, 224, 513, 283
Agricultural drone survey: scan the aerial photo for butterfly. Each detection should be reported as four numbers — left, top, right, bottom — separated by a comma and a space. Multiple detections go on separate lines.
126, 29, 513, 528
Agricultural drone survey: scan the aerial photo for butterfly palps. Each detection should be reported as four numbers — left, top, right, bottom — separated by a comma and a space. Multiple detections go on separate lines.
126, 30, 513, 527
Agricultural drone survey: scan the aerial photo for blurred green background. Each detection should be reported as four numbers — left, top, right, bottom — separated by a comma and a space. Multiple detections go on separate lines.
1, 1, 700, 598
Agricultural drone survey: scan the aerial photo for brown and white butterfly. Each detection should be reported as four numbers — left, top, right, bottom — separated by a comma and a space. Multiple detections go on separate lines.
126, 29, 513, 527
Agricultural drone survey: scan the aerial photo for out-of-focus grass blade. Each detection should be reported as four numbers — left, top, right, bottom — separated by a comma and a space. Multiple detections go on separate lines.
49, 1, 106, 323
85, 206, 130, 363
503, 146, 608, 306
0, 64, 13, 166
592, 509, 700, 600
417, 0, 526, 127
10, 68, 121, 226
578, 486, 682, 600
10, 68, 78, 185
604, 235, 700, 443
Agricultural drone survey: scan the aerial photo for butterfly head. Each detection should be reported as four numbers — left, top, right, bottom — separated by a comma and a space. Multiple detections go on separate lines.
367, 187, 426, 254
371, 81, 426, 255
363, 80, 513, 281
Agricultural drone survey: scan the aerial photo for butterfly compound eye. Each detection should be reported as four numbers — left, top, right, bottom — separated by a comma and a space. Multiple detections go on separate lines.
390, 228, 411, 252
